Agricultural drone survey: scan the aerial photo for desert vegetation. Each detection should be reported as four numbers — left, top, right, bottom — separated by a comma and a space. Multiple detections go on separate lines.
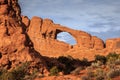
43, 52, 120, 80
0, 62, 40, 80
81, 52, 120, 80
0, 53, 120, 80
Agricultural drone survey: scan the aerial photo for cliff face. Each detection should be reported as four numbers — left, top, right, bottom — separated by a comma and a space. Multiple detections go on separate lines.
0, 0, 47, 74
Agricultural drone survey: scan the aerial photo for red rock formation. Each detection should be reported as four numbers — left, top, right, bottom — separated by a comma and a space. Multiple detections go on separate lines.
27, 16, 105, 59
106, 38, 120, 49
22, 15, 30, 28
27, 16, 120, 60
106, 38, 120, 54
0, 0, 47, 74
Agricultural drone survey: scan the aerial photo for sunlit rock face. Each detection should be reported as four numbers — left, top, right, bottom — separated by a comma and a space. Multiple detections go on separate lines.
0, 0, 47, 73
27, 16, 106, 60
27, 16, 120, 60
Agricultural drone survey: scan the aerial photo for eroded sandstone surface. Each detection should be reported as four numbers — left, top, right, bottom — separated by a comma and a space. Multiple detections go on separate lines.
27, 16, 120, 60
0, 0, 47, 74
27, 17, 105, 58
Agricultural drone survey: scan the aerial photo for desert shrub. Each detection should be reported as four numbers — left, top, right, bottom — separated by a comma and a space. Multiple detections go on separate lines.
95, 68, 106, 80
57, 56, 75, 74
114, 59, 120, 65
96, 75, 104, 80
95, 55, 107, 64
106, 52, 120, 65
81, 58, 89, 66
91, 61, 102, 68
0, 69, 25, 80
107, 68, 120, 78
87, 71, 94, 78
58, 56, 72, 63
0, 70, 11, 80
81, 76, 90, 80
49, 66, 59, 76
70, 67, 83, 75
106, 53, 119, 60
24, 68, 39, 80
86, 67, 95, 78
0, 72, 16, 80
0, 62, 30, 80
67, 55, 74, 60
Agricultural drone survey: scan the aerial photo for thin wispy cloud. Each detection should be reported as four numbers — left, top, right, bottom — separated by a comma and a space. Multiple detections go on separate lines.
57, 32, 76, 45
19, 0, 120, 41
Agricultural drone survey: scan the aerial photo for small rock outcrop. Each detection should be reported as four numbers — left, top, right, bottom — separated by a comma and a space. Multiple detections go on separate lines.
0, 0, 47, 74
106, 38, 120, 54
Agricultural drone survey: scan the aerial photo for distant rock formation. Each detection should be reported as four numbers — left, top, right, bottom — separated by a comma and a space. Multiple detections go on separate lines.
0, 0, 47, 74
106, 38, 120, 53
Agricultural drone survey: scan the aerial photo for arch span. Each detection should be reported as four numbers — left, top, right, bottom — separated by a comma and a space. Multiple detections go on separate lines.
28, 17, 105, 58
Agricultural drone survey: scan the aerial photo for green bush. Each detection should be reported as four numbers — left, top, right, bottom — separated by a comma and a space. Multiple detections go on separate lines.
24, 68, 39, 80
107, 68, 120, 78
0, 72, 15, 80
57, 56, 75, 74
86, 67, 95, 78
49, 66, 59, 76
81, 58, 89, 66
95, 68, 106, 80
106, 53, 120, 64
114, 59, 120, 65
95, 55, 107, 64
91, 61, 103, 68
70, 67, 83, 75
0, 69, 25, 80
96, 75, 104, 80
106, 52, 119, 60
81, 76, 89, 80
58, 56, 72, 65
0, 62, 30, 80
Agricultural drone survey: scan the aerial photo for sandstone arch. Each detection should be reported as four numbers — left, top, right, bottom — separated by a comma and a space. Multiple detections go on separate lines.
27, 16, 105, 58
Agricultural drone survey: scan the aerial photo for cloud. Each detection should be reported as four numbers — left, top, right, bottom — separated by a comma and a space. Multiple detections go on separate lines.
19, 0, 120, 40
57, 32, 76, 45
90, 30, 120, 41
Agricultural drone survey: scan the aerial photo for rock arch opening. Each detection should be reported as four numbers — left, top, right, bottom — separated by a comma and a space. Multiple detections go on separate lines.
56, 32, 77, 45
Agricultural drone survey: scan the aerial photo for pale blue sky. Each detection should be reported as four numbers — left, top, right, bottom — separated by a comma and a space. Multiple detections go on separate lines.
19, 0, 120, 44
